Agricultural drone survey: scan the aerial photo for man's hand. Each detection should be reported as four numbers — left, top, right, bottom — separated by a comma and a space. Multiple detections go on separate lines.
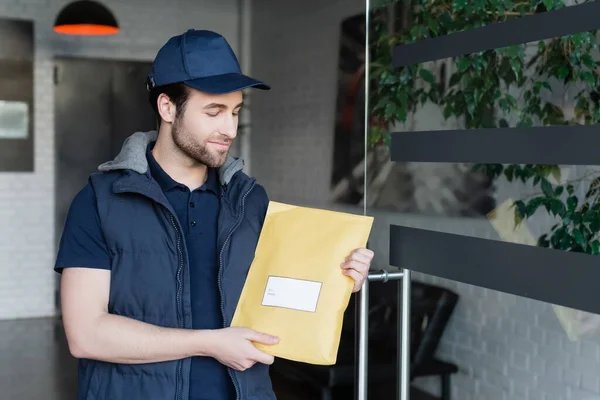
208, 327, 279, 371
341, 248, 375, 292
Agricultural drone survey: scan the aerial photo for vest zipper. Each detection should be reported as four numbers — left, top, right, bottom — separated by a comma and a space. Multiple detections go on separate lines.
218, 180, 256, 400
170, 214, 185, 400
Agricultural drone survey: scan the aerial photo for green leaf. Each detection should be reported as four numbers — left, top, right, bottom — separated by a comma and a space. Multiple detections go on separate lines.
439, 12, 453, 26
453, 0, 468, 11
567, 184, 575, 195
526, 196, 546, 217
575, 96, 590, 118
504, 165, 515, 181
499, 97, 512, 114
550, 199, 566, 217
584, 210, 596, 224
573, 229, 586, 248
554, 186, 564, 196
592, 240, 600, 255
510, 58, 522, 80
542, 82, 552, 92
467, 100, 476, 117
457, 57, 472, 73
541, 178, 554, 197
514, 200, 527, 224
543, 0, 554, 10
443, 105, 453, 119
582, 54, 595, 69
419, 69, 436, 84
428, 18, 440, 36
567, 196, 578, 211
580, 71, 596, 87
514, 210, 522, 227
397, 107, 408, 123
384, 102, 397, 120
551, 166, 561, 182
557, 66, 570, 80
409, 25, 420, 41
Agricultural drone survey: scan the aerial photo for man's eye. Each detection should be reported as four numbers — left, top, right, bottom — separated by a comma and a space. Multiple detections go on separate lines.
207, 113, 219, 117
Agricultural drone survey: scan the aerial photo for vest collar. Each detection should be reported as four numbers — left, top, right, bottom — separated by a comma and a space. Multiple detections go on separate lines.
97, 130, 245, 187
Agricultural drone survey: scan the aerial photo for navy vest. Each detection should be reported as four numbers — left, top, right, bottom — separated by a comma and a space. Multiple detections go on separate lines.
77, 132, 276, 400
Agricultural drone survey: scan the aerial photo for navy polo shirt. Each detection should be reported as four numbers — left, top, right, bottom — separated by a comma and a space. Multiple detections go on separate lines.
54, 145, 235, 400
146, 146, 235, 400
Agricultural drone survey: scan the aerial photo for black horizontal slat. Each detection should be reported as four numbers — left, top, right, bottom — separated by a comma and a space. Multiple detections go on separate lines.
390, 125, 600, 165
390, 225, 600, 315
393, 1, 600, 68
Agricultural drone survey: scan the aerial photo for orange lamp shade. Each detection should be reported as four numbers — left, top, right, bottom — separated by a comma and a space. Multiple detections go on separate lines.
53, 0, 119, 36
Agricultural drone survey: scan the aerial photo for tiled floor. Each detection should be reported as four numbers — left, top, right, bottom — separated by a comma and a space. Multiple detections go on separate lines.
0, 317, 435, 400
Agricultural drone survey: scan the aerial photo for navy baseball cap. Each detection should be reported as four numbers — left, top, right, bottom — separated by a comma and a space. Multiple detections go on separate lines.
147, 29, 270, 94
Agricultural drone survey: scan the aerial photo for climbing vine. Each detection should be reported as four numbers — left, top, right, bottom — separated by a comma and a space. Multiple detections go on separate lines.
369, 0, 600, 254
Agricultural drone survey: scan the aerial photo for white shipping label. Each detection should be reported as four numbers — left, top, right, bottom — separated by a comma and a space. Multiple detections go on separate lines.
261, 276, 322, 312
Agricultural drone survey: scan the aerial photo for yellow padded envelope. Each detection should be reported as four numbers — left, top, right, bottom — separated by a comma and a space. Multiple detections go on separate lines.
231, 201, 374, 365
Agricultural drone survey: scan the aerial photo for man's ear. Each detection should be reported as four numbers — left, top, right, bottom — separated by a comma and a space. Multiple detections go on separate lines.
157, 93, 176, 124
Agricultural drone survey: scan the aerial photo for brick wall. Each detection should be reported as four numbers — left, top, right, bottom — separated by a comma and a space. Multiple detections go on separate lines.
0, 0, 240, 319
249, 1, 600, 399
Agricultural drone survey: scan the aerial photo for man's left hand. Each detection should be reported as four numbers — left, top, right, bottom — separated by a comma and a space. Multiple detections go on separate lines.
341, 248, 375, 293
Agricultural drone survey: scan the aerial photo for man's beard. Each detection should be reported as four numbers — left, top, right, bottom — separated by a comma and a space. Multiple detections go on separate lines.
171, 115, 229, 168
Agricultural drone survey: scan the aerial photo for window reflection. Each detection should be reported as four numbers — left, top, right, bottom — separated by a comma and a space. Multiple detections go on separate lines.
0, 100, 28, 139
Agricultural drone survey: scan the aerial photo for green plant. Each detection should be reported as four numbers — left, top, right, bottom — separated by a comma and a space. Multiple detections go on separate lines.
369, 0, 600, 254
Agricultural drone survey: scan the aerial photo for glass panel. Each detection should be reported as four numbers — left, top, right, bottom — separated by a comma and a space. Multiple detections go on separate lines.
362, 1, 600, 400
359, 5, 600, 255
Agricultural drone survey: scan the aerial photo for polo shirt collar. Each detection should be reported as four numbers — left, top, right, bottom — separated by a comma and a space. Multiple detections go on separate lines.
146, 143, 220, 195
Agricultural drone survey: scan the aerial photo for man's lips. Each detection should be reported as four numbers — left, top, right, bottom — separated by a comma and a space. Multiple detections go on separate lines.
208, 141, 231, 149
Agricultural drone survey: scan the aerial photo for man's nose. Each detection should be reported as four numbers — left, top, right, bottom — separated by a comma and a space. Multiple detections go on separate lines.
221, 114, 238, 139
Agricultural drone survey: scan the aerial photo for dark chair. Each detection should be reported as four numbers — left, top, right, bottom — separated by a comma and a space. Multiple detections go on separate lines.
270, 281, 460, 400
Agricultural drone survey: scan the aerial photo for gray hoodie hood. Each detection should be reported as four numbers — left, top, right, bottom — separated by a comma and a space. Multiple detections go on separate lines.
97, 130, 245, 186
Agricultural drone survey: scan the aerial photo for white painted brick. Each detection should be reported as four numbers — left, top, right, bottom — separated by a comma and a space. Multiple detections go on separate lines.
511, 379, 529, 399
580, 340, 600, 361
565, 369, 582, 387
569, 387, 600, 400
582, 375, 600, 393
545, 361, 564, 381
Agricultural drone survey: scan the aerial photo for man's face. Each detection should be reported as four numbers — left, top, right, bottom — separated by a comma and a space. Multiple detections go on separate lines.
172, 88, 242, 168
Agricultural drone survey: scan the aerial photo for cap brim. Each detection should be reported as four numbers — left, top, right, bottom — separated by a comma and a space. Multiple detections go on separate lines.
183, 73, 270, 94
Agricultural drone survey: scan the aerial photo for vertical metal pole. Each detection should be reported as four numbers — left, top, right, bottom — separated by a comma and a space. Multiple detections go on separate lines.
397, 276, 402, 400
357, 0, 370, 399
400, 269, 411, 400
239, 0, 252, 175
357, 279, 369, 400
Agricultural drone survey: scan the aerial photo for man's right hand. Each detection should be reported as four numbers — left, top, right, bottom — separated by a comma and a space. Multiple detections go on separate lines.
207, 327, 279, 371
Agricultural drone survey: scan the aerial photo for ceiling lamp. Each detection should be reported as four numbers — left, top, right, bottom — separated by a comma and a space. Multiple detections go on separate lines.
53, 0, 119, 36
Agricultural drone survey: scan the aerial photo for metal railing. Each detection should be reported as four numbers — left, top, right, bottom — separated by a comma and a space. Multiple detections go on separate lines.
356, 268, 411, 400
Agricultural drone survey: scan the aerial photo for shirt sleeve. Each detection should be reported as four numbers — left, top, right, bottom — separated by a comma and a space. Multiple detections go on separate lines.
54, 183, 111, 273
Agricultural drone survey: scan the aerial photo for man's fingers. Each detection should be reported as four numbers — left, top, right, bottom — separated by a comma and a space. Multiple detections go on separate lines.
246, 329, 279, 345
253, 350, 275, 365
346, 250, 372, 264
342, 259, 369, 274
343, 268, 363, 289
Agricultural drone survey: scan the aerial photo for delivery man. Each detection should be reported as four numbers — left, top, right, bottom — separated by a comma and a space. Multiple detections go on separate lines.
54, 29, 374, 400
